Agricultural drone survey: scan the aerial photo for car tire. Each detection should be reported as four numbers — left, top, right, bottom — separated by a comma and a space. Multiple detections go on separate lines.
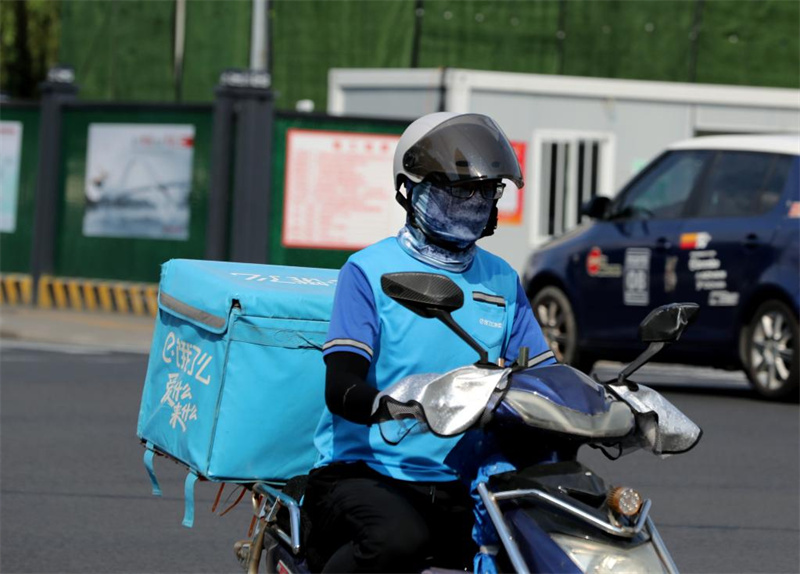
744, 300, 799, 401
530, 286, 594, 373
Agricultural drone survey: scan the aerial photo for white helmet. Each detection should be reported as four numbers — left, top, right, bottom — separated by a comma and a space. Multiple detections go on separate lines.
393, 112, 524, 191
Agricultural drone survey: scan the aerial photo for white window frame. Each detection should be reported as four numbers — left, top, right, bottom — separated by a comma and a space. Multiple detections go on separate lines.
529, 129, 616, 246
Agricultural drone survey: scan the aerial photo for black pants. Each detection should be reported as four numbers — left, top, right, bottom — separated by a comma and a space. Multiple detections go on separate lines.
304, 462, 476, 573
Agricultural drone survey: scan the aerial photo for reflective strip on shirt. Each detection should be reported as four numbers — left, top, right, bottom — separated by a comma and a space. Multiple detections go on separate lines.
323, 338, 374, 357
472, 292, 506, 307
527, 350, 555, 367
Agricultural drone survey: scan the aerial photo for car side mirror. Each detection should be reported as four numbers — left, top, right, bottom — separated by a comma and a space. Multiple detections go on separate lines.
381, 272, 490, 365
581, 196, 611, 220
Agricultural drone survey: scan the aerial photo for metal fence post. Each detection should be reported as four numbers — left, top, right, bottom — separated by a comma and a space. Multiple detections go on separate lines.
207, 69, 274, 264
30, 67, 78, 301
205, 81, 236, 261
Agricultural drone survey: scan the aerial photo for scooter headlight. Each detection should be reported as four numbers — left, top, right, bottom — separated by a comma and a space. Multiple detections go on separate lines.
607, 486, 643, 516
552, 534, 668, 574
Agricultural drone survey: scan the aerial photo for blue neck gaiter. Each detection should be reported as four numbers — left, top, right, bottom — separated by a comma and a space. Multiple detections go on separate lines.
397, 181, 494, 272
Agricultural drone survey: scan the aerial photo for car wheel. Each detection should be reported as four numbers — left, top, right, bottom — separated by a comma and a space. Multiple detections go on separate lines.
530, 286, 593, 372
744, 300, 799, 401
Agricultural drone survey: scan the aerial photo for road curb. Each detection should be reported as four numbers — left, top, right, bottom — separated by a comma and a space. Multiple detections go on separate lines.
0, 274, 33, 305
0, 274, 158, 316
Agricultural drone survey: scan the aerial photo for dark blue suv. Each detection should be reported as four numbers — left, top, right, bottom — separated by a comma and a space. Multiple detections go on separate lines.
523, 135, 799, 400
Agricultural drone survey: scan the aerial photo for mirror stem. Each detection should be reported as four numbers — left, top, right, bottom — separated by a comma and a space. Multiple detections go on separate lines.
617, 341, 666, 386
431, 309, 490, 365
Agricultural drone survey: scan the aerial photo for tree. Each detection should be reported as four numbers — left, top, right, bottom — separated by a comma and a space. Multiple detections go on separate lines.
1, 0, 61, 99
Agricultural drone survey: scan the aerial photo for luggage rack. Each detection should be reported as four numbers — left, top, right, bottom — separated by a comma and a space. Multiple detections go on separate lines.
234, 482, 304, 574
252, 482, 303, 555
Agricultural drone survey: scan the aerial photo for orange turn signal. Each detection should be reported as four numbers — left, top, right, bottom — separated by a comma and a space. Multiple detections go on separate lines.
607, 486, 643, 516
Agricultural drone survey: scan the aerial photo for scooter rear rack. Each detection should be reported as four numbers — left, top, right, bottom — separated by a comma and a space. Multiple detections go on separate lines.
253, 482, 303, 555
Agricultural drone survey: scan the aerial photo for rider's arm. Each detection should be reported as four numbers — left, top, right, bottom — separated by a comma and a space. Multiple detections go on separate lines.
322, 262, 380, 425
505, 280, 557, 368
324, 351, 376, 424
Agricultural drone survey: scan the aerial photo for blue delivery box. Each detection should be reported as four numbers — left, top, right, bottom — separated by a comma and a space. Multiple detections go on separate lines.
137, 259, 338, 511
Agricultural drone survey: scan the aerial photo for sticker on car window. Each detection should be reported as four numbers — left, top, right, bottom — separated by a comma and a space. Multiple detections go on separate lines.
624, 248, 650, 306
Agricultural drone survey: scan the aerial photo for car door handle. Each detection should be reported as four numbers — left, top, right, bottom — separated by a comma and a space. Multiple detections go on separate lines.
654, 237, 672, 251
744, 233, 761, 249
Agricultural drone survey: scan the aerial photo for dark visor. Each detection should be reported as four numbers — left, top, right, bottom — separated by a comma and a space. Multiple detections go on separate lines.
402, 114, 524, 188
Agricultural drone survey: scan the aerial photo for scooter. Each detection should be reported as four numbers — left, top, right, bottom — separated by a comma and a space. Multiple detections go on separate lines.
236, 271, 703, 574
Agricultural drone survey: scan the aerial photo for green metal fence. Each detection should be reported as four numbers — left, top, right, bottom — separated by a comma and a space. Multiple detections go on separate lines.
57, 1, 799, 110
268, 113, 409, 269
0, 104, 40, 273
1, 101, 411, 281
55, 104, 214, 282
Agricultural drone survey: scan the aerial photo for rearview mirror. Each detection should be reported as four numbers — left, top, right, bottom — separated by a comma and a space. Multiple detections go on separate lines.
581, 196, 611, 220
380, 272, 464, 317
615, 303, 700, 386
381, 272, 490, 365
638, 303, 700, 343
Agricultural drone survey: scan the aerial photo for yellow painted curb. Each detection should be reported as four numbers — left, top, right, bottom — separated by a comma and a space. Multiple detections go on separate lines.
0, 274, 34, 306
0, 274, 158, 317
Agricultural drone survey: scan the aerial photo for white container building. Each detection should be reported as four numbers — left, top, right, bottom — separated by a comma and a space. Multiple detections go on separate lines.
328, 68, 800, 272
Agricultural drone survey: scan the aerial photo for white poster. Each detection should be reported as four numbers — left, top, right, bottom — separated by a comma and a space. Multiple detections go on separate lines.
0, 121, 23, 233
282, 129, 405, 250
83, 123, 195, 240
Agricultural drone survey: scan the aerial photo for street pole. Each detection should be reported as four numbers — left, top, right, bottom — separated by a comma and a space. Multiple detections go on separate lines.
206, 70, 274, 264
250, 0, 268, 71
174, 0, 187, 101
31, 67, 78, 300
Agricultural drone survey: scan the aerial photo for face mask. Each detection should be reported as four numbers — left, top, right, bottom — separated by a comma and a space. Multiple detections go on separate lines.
410, 181, 494, 250
398, 224, 476, 272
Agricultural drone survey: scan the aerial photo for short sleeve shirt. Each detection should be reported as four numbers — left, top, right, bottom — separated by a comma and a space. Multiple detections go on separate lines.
314, 237, 555, 481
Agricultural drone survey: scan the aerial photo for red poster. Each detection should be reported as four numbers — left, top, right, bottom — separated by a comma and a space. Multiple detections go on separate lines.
497, 141, 526, 225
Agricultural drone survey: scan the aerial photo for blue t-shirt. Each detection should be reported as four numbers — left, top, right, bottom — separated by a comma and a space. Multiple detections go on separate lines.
314, 237, 555, 481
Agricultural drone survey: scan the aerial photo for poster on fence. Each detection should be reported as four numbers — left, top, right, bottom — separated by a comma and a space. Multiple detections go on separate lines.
282, 129, 405, 250
0, 121, 23, 233
83, 124, 195, 240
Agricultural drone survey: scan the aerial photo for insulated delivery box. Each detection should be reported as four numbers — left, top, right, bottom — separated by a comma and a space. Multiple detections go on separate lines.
137, 259, 338, 526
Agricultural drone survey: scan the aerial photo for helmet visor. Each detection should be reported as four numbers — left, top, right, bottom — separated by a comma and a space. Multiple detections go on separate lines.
402, 114, 524, 188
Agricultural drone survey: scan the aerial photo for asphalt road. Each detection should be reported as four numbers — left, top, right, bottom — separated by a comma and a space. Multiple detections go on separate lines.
1, 344, 798, 573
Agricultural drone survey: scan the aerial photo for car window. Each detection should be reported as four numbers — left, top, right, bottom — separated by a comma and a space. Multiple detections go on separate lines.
612, 151, 709, 220
695, 152, 793, 218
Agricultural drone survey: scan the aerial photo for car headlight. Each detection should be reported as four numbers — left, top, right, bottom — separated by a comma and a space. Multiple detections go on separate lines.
552, 533, 668, 574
